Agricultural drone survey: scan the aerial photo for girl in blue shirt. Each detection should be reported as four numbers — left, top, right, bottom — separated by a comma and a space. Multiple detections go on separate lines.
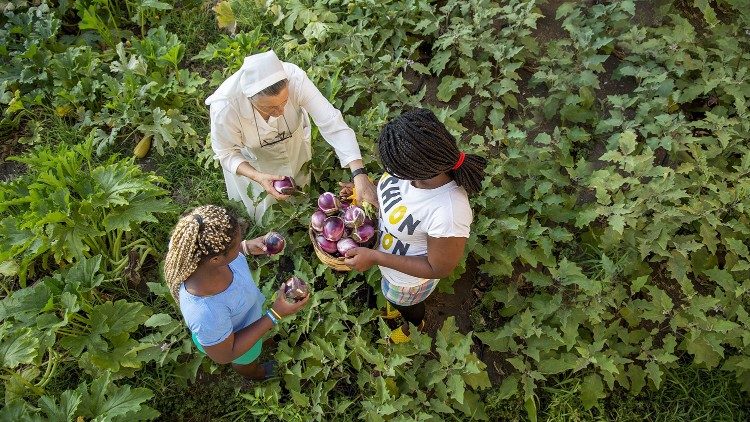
164, 205, 309, 379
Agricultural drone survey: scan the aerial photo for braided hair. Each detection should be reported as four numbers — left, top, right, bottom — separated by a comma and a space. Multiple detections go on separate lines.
163, 205, 241, 301
377, 108, 487, 195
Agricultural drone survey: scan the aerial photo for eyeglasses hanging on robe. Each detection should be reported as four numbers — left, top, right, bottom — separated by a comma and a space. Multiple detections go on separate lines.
250, 104, 293, 147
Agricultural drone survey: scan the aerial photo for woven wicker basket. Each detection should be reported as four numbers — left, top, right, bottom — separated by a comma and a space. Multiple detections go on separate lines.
309, 217, 379, 272
309, 225, 352, 271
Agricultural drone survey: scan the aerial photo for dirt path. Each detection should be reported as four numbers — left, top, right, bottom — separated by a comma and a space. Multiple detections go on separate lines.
0, 126, 28, 181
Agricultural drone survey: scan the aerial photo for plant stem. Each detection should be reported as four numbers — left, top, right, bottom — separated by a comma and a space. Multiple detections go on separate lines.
35, 348, 59, 389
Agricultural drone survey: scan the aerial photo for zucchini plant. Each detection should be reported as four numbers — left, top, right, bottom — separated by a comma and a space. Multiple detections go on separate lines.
0, 137, 173, 285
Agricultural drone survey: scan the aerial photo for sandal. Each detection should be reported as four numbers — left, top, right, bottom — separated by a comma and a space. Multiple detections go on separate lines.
380, 302, 401, 320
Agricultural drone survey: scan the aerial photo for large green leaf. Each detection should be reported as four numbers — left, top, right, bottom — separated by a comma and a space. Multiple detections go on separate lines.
0, 325, 40, 368
0, 401, 41, 422
39, 390, 83, 422
436, 76, 464, 102
580, 373, 606, 409
103, 196, 172, 232
555, 258, 599, 294
74, 372, 157, 420
91, 300, 151, 338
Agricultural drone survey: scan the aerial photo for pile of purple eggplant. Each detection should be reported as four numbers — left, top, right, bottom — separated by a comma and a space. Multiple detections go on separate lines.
311, 192, 376, 257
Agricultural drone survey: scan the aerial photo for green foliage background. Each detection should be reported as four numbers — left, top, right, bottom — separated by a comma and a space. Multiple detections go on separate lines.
1, 0, 749, 420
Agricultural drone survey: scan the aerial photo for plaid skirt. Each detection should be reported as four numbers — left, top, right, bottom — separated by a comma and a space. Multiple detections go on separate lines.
381, 277, 439, 306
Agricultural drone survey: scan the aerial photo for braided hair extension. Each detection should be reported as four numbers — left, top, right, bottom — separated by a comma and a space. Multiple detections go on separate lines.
163, 205, 240, 301
377, 108, 487, 195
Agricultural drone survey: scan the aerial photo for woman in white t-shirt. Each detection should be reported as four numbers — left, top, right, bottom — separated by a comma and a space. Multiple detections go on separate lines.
344, 108, 487, 343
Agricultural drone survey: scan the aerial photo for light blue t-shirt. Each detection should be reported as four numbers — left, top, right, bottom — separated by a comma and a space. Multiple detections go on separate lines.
179, 254, 266, 347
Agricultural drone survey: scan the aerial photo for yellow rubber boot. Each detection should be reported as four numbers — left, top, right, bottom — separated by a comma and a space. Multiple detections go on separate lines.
388, 321, 425, 344
389, 326, 410, 344
381, 303, 401, 320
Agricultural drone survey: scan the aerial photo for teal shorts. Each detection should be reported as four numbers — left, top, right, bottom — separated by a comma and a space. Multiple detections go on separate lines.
191, 332, 263, 365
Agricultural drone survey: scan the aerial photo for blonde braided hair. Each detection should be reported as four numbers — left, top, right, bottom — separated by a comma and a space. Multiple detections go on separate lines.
164, 205, 240, 301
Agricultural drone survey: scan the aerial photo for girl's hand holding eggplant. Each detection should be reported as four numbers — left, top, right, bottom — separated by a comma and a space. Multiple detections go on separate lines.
271, 282, 310, 317
344, 247, 378, 272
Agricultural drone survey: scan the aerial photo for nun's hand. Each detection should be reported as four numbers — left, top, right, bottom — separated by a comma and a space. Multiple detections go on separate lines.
254, 173, 291, 201
338, 182, 354, 202
353, 175, 378, 209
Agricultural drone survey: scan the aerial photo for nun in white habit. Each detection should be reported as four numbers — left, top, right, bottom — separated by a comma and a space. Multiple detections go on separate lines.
206, 50, 377, 221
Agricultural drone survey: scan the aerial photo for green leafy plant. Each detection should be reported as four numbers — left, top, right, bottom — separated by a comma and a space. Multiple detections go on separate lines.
194, 27, 270, 87
469, 2, 750, 417
529, 1, 634, 124
74, 0, 172, 45
0, 136, 173, 285
0, 1, 61, 124
430, 0, 541, 127
1, 371, 159, 421
1, 3, 205, 155
88, 27, 206, 155
0, 256, 195, 409
237, 276, 491, 420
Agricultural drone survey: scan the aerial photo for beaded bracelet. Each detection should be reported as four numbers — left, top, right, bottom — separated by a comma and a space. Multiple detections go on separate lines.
241, 240, 250, 255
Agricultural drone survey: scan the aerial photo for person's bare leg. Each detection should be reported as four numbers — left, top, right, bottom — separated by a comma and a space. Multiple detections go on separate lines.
232, 362, 266, 379
263, 336, 276, 348
392, 302, 426, 335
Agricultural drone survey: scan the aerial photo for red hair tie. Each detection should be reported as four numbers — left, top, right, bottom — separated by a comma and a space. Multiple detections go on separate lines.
452, 152, 466, 170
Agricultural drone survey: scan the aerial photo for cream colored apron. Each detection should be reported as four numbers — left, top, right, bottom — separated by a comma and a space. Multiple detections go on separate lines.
223, 108, 312, 222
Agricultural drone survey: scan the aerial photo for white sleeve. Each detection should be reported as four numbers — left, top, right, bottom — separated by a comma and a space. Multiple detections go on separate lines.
210, 101, 247, 174
426, 194, 472, 238
288, 64, 362, 168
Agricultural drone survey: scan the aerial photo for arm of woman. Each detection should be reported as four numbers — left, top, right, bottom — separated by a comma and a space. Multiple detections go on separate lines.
210, 102, 249, 176
202, 286, 310, 364
291, 64, 362, 169
344, 236, 467, 279
291, 65, 378, 205
346, 159, 378, 207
